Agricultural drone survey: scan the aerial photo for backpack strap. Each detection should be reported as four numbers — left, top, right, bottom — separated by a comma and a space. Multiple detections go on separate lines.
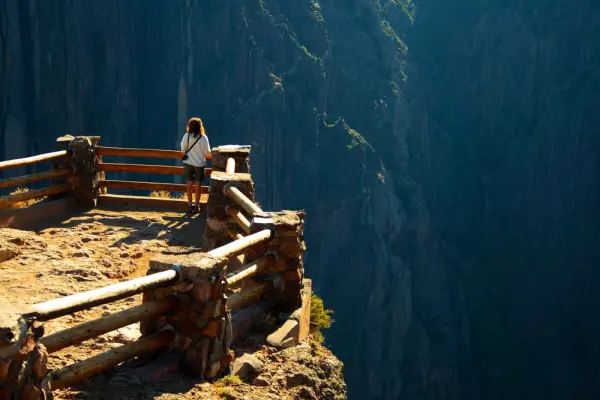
183, 135, 201, 156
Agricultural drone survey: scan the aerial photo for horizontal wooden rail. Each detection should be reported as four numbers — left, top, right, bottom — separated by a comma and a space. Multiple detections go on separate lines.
99, 163, 212, 177
227, 207, 251, 234
99, 163, 183, 175
225, 186, 263, 217
0, 168, 71, 189
46, 329, 175, 390
227, 281, 274, 310
0, 184, 71, 209
0, 150, 68, 171
31, 269, 179, 321
96, 146, 183, 159
226, 228, 244, 241
226, 256, 273, 286
208, 229, 272, 259
40, 297, 179, 354
98, 180, 209, 194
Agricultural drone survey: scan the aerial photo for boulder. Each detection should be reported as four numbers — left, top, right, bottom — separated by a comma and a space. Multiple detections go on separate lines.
231, 353, 264, 382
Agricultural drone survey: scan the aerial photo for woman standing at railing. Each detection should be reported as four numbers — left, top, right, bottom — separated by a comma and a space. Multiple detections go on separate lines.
181, 117, 212, 214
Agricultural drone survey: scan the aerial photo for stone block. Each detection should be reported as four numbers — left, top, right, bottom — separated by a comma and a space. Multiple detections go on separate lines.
149, 253, 227, 283
266, 319, 299, 349
231, 353, 264, 382
211, 145, 251, 174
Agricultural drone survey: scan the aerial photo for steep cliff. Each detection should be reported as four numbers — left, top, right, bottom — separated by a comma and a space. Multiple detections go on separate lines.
1, 1, 599, 399
406, 1, 600, 398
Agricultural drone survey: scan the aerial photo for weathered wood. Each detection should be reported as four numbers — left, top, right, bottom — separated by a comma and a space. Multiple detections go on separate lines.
97, 193, 207, 212
225, 186, 263, 216
227, 281, 274, 311
231, 301, 273, 341
0, 184, 71, 209
96, 146, 183, 159
227, 207, 251, 234
225, 157, 236, 174
0, 150, 68, 171
98, 180, 209, 194
226, 229, 244, 241
0, 168, 72, 189
0, 197, 80, 230
226, 256, 274, 286
31, 269, 179, 321
46, 329, 175, 390
40, 297, 179, 354
99, 163, 184, 175
208, 229, 272, 259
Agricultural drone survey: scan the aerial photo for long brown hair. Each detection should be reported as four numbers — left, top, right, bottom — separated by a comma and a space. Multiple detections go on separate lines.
187, 117, 206, 138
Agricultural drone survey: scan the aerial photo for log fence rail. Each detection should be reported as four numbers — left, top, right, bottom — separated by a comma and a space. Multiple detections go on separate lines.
0, 150, 72, 209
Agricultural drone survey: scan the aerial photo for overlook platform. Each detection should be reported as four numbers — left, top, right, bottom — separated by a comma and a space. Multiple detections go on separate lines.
0, 138, 333, 400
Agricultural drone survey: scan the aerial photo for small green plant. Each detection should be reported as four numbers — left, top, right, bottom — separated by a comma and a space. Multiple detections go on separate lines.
216, 387, 236, 400
215, 375, 243, 387
150, 190, 172, 198
310, 294, 333, 344
149, 190, 186, 199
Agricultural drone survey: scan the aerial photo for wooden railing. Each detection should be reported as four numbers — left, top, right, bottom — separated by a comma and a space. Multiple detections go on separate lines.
95, 146, 211, 199
35, 209, 275, 391
1, 148, 308, 395
0, 150, 72, 210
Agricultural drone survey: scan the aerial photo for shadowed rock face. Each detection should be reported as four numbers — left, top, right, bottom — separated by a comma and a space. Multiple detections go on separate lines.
1, 1, 599, 399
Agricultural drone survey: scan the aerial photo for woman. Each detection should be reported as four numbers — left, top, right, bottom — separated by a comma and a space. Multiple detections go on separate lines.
181, 117, 212, 214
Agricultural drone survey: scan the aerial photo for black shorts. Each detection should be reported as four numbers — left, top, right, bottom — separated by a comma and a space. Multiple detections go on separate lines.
184, 164, 205, 182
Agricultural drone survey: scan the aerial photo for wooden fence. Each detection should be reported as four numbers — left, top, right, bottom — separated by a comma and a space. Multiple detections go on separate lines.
95, 146, 212, 207
35, 159, 278, 390
1, 146, 309, 397
0, 150, 72, 210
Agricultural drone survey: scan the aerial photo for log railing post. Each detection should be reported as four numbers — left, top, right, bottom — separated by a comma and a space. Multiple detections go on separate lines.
249, 211, 307, 310
202, 171, 258, 250
211, 145, 251, 174
55, 135, 101, 207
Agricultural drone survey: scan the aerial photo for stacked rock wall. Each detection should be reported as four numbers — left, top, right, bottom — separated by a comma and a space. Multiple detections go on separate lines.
141, 253, 233, 380
0, 307, 47, 399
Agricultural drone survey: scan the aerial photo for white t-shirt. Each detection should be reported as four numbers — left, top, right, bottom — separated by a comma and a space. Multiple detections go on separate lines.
180, 133, 210, 167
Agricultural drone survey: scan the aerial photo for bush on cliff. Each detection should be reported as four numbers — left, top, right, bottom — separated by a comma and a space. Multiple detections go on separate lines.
310, 294, 333, 344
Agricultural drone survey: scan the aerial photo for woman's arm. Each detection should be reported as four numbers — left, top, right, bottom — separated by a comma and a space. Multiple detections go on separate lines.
202, 136, 213, 160
180, 134, 187, 152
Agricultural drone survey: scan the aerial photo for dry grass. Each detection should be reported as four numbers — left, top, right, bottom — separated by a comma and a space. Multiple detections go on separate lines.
0, 187, 46, 211
150, 190, 186, 199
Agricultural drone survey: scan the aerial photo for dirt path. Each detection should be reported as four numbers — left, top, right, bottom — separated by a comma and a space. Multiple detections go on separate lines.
0, 208, 207, 398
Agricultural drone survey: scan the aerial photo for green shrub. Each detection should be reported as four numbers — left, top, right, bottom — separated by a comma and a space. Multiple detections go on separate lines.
215, 375, 243, 387
310, 294, 333, 344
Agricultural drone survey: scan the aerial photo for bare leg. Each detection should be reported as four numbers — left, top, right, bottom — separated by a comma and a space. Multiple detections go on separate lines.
186, 181, 194, 207
195, 180, 201, 211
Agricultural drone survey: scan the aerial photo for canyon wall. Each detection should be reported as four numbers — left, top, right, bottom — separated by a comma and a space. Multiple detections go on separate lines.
2, 1, 599, 399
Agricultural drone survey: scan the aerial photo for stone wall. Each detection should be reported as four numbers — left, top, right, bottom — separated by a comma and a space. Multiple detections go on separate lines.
55, 135, 101, 208
211, 146, 251, 174
142, 253, 234, 380
203, 171, 256, 250
0, 306, 47, 399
